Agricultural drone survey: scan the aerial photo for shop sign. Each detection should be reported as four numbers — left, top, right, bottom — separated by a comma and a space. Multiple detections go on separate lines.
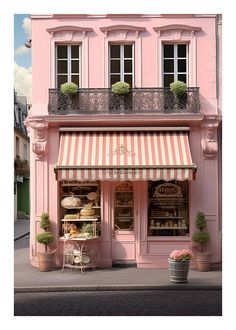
106, 169, 139, 177
16, 175, 24, 183
153, 183, 182, 198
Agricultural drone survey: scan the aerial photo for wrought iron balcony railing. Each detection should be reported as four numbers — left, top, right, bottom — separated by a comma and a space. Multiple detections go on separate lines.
48, 87, 200, 115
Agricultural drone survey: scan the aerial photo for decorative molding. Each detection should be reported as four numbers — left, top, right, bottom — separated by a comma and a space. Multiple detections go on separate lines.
100, 25, 146, 39
201, 125, 218, 159
100, 25, 146, 33
47, 25, 93, 38
28, 121, 49, 159
153, 24, 202, 33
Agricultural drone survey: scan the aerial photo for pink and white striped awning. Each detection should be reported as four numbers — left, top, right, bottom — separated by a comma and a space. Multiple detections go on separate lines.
55, 131, 196, 181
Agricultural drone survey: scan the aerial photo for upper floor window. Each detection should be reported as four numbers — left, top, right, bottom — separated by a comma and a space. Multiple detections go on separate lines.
109, 44, 134, 87
15, 136, 20, 157
23, 143, 28, 161
163, 44, 188, 87
14, 105, 20, 127
56, 45, 80, 88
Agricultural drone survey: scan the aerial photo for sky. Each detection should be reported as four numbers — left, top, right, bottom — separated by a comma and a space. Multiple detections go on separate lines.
14, 14, 32, 103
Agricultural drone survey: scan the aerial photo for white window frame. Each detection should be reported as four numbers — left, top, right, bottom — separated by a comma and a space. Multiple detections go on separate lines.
162, 43, 189, 86
154, 25, 200, 87
109, 44, 134, 86
56, 44, 81, 88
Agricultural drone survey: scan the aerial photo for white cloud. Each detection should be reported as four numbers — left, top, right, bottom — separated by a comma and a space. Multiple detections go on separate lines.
15, 45, 30, 56
22, 17, 31, 37
15, 17, 31, 58
14, 62, 32, 104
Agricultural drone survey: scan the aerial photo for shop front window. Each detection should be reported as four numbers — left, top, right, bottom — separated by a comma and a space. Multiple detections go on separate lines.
148, 180, 189, 237
59, 181, 101, 238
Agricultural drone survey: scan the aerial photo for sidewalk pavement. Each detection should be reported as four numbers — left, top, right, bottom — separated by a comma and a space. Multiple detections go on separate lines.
14, 218, 30, 241
14, 219, 222, 293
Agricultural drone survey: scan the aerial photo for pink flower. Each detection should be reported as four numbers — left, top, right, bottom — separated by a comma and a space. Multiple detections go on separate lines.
169, 249, 193, 261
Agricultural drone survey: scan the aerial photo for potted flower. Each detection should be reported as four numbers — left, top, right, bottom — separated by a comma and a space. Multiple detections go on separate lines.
170, 80, 188, 109
191, 211, 211, 271
35, 212, 56, 272
168, 249, 193, 283
110, 82, 132, 112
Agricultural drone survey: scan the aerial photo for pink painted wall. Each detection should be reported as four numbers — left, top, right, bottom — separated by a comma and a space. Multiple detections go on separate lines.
31, 14, 218, 115
27, 14, 221, 268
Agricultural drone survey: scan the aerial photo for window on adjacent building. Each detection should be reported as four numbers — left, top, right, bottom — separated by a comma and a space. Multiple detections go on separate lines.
14, 105, 20, 127
23, 143, 28, 161
163, 44, 188, 87
15, 136, 20, 157
109, 44, 134, 87
56, 45, 80, 88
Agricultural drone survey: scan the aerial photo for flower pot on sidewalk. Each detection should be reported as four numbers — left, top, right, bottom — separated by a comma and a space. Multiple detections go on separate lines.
191, 212, 211, 272
168, 249, 193, 283
35, 212, 56, 272
37, 249, 56, 272
195, 252, 211, 272
168, 259, 190, 283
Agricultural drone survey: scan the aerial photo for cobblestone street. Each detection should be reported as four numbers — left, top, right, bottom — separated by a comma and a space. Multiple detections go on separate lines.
14, 289, 222, 316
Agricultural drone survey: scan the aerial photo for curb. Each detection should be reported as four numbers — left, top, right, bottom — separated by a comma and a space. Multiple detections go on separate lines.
14, 284, 222, 293
14, 232, 29, 242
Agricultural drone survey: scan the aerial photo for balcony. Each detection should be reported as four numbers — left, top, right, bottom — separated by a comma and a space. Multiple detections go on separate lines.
14, 157, 30, 176
48, 87, 200, 115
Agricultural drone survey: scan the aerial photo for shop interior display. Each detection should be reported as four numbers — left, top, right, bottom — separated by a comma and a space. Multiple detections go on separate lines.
60, 181, 101, 238
148, 181, 189, 236
60, 181, 101, 272
114, 181, 134, 230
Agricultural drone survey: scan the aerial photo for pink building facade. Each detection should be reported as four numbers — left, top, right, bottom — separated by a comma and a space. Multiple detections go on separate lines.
25, 14, 222, 269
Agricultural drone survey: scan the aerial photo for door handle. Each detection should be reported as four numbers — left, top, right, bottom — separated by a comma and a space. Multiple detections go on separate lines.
113, 230, 116, 239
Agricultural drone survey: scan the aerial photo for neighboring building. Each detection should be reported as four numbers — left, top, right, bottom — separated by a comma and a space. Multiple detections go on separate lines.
25, 14, 222, 269
14, 91, 30, 221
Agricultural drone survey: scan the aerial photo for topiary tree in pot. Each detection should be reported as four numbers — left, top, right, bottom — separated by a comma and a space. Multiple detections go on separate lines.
191, 211, 211, 271
35, 212, 56, 272
170, 80, 188, 109
60, 82, 79, 113
111, 82, 132, 112
60, 82, 78, 96
111, 81, 130, 95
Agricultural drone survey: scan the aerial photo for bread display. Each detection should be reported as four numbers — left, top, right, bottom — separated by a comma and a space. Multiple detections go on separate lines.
80, 202, 97, 219
61, 195, 81, 208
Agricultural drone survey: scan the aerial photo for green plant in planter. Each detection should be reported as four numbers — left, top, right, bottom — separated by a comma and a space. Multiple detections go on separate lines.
40, 212, 51, 231
60, 82, 78, 96
81, 223, 94, 237
35, 212, 54, 252
170, 80, 187, 97
192, 212, 210, 253
111, 81, 130, 95
35, 232, 54, 252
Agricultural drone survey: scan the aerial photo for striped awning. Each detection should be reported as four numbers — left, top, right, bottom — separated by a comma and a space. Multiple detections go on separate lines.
55, 131, 196, 181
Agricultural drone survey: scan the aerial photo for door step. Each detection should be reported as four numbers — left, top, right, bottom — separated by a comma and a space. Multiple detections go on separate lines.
112, 262, 137, 268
